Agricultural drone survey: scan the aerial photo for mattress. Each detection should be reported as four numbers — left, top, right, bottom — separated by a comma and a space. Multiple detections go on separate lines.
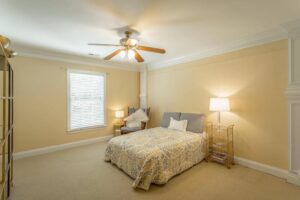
105, 127, 207, 190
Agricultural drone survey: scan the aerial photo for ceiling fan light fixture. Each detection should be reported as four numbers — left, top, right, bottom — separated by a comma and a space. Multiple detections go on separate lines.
119, 50, 126, 58
128, 49, 135, 60
129, 38, 138, 46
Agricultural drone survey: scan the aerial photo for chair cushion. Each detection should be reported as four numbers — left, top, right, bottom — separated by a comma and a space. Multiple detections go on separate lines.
124, 109, 149, 123
160, 112, 181, 128
179, 113, 205, 133
129, 107, 149, 116
121, 126, 141, 133
126, 121, 141, 128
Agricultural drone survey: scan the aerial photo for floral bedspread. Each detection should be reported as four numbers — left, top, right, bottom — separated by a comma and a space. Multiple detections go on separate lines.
105, 127, 206, 190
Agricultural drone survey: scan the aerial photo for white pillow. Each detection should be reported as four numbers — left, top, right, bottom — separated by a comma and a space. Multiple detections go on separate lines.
124, 113, 135, 122
168, 117, 188, 132
124, 109, 149, 122
126, 121, 141, 128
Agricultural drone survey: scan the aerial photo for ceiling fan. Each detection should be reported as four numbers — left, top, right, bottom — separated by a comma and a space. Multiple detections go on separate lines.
88, 31, 166, 63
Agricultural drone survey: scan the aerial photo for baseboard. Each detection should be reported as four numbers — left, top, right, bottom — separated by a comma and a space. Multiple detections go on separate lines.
235, 157, 300, 186
14, 135, 113, 160
235, 157, 289, 179
287, 172, 300, 186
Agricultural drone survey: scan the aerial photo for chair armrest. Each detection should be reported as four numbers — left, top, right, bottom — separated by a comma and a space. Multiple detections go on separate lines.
121, 121, 127, 128
141, 121, 147, 130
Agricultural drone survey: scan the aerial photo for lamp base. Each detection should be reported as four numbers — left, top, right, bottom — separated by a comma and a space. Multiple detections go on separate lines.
116, 118, 123, 125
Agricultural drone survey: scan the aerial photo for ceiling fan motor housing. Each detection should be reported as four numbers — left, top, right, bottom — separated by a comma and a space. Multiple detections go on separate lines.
120, 38, 139, 47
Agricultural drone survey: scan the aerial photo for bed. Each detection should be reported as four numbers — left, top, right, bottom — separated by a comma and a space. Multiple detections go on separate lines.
105, 112, 207, 190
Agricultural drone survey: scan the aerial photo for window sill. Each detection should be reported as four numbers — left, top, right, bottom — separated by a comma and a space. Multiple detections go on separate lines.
67, 125, 106, 134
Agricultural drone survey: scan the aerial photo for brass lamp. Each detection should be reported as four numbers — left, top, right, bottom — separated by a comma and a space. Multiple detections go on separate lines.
0, 35, 10, 48
0, 35, 17, 58
209, 97, 230, 125
115, 110, 124, 125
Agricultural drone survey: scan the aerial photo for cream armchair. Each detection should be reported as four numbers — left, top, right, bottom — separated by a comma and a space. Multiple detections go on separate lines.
121, 107, 150, 134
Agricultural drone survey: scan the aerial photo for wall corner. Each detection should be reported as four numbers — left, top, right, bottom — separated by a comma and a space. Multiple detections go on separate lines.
140, 64, 148, 108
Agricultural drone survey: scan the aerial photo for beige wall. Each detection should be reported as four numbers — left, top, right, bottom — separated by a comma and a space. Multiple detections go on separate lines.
10, 56, 140, 152
148, 40, 289, 169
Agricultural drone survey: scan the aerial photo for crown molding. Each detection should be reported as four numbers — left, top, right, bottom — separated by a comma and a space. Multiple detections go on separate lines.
281, 18, 300, 38
12, 20, 300, 72
147, 29, 288, 70
14, 45, 144, 72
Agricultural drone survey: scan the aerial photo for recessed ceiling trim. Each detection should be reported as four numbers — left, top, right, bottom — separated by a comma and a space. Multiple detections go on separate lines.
147, 28, 288, 70
15, 46, 143, 72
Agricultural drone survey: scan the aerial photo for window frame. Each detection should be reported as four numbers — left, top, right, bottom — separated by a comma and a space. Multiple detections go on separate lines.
67, 69, 107, 133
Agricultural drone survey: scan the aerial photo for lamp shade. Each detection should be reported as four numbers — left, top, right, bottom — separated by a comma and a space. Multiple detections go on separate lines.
209, 98, 230, 111
115, 110, 124, 118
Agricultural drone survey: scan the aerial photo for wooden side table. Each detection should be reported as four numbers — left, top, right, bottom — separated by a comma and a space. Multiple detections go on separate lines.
113, 124, 123, 136
206, 124, 234, 168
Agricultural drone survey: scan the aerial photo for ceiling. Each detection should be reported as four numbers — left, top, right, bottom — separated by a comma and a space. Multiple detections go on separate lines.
1, 0, 300, 68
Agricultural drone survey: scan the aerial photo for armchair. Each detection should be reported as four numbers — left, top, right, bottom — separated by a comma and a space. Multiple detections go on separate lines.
120, 107, 150, 134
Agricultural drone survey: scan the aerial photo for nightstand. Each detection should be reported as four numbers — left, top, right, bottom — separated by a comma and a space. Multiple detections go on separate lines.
113, 123, 123, 136
206, 123, 234, 168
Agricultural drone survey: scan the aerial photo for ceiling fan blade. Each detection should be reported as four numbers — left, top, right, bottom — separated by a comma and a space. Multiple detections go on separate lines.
133, 50, 144, 63
88, 43, 121, 47
137, 45, 166, 54
104, 49, 122, 60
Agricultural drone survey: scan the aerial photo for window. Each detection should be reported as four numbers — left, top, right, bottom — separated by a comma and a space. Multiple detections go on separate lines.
67, 70, 106, 131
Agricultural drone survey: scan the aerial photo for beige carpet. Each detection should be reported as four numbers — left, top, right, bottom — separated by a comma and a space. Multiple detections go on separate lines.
10, 141, 300, 200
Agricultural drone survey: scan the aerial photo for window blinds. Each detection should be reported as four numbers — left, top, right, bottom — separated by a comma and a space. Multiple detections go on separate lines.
68, 71, 105, 131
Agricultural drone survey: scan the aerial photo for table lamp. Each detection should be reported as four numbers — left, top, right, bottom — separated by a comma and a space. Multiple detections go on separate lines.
115, 110, 124, 125
209, 97, 230, 125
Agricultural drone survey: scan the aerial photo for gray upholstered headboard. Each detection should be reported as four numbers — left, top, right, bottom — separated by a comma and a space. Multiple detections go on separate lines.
160, 112, 205, 133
